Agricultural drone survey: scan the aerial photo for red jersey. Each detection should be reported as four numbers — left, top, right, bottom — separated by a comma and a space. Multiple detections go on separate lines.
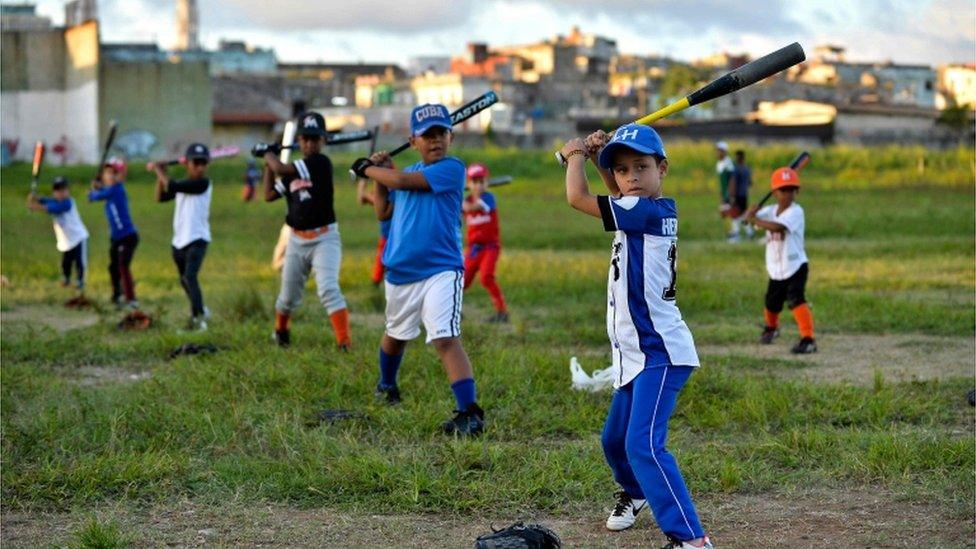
464, 191, 500, 245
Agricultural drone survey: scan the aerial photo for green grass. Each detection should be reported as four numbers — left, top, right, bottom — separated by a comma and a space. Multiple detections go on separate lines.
1, 144, 973, 519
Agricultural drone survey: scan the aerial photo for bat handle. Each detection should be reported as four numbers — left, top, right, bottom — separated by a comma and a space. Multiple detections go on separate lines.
389, 142, 410, 158
554, 151, 567, 166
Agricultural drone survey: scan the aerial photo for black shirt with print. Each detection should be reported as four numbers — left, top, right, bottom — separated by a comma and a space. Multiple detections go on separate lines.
279, 153, 336, 230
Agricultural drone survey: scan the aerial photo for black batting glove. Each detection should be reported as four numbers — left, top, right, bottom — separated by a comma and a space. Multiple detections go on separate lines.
251, 142, 281, 158
351, 157, 375, 179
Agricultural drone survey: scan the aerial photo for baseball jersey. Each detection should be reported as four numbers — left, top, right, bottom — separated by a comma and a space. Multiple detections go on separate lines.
597, 195, 700, 388
275, 154, 336, 231
716, 156, 734, 201
464, 191, 500, 245
732, 163, 752, 198
88, 182, 137, 241
40, 197, 89, 252
382, 156, 465, 284
159, 178, 212, 248
756, 203, 807, 280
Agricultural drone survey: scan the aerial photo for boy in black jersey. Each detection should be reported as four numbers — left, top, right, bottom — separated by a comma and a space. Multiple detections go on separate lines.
254, 112, 351, 349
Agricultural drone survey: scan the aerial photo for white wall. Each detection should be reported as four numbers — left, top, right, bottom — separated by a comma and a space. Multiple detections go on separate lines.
1, 80, 98, 163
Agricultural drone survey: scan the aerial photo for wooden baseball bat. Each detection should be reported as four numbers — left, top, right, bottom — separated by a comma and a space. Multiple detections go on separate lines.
30, 141, 45, 193
755, 150, 811, 208
555, 42, 806, 164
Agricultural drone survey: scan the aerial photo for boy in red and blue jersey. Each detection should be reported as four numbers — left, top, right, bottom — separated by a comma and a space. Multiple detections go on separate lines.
462, 163, 508, 322
89, 158, 140, 308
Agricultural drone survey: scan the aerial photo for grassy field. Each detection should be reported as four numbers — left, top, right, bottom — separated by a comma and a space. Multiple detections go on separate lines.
1, 143, 974, 547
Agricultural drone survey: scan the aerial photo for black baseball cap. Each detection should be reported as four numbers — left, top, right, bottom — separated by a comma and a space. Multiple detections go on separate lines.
296, 111, 327, 136
52, 176, 69, 190
185, 143, 210, 161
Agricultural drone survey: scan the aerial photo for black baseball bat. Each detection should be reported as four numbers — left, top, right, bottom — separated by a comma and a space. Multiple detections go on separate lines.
755, 151, 811, 208
348, 91, 498, 179
95, 120, 118, 181
556, 42, 806, 164
391, 91, 498, 157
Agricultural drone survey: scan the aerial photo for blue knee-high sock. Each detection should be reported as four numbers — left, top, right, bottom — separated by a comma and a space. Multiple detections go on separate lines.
450, 378, 477, 410
378, 348, 402, 389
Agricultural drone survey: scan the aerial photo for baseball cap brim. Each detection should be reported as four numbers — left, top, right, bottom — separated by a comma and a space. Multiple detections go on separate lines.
297, 127, 326, 136
412, 120, 452, 137
598, 141, 662, 169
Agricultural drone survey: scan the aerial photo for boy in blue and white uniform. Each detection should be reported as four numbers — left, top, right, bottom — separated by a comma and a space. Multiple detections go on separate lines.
28, 176, 90, 291
351, 103, 484, 436
561, 124, 711, 548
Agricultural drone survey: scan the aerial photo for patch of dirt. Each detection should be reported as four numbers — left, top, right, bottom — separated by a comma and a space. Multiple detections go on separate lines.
699, 332, 975, 385
1, 488, 970, 548
0, 305, 100, 333
72, 366, 151, 387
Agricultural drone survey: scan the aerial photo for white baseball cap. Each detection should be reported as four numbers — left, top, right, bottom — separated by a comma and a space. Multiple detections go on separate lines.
715, 141, 729, 152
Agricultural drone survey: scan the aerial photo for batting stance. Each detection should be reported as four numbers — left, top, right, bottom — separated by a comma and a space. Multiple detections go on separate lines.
27, 176, 89, 292
254, 112, 351, 350
562, 124, 711, 549
745, 167, 816, 354
351, 103, 484, 436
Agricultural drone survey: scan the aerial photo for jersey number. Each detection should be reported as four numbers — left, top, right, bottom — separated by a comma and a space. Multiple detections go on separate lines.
662, 242, 677, 300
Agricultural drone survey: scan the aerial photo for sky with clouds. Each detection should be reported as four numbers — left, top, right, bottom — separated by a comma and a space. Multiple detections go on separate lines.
33, 0, 976, 66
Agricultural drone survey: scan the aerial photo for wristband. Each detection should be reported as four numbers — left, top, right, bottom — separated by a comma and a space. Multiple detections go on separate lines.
563, 149, 587, 161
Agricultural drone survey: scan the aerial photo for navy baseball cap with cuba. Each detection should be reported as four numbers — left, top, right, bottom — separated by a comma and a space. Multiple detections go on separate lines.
411, 104, 452, 136
597, 123, 667, 169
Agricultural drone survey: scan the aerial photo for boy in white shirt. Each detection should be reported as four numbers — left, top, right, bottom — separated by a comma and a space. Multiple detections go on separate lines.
746, 166, 816, 354
150, 143, 213, 331
28, 176, 90, 292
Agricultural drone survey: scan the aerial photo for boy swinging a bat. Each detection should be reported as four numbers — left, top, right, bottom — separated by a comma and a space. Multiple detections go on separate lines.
351, 103, 485, 436
253, 112, 352, 350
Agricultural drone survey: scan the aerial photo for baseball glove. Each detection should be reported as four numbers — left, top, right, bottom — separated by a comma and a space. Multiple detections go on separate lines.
475, 522, 561, 549
117, 310, 152, 331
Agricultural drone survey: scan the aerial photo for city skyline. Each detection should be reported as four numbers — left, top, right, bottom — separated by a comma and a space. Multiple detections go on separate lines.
29, 0, 976, 67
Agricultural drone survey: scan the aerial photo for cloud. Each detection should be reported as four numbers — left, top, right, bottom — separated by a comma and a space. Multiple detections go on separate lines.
550, 0, 804, 38
204, 0, 479, 33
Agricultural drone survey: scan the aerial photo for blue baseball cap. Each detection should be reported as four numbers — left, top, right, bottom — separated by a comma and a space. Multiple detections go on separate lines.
597, 123, 667, 169
410, 103, 452, 136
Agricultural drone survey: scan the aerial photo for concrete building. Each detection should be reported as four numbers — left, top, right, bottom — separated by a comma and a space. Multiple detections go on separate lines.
0, 3, 51, 30
2, 18, 100, 163
209, 39, 277, 76
211, 75, 289, 152
175, 0, 199, 51
1, 9, 212, 164
278, 62, 405, 109
936, 64, 976, 110
64, 0, 96, 27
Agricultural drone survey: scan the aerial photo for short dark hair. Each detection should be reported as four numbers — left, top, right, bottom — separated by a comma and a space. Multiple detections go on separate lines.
734, 150, 745, 159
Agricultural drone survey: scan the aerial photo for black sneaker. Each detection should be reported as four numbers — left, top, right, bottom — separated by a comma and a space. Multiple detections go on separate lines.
759, 326, 779, 345
791, 337, 817, 354
274, 329, 290, 347
374, 384, 401, 405
488, 312, 509, 323
442, 403, 484, 436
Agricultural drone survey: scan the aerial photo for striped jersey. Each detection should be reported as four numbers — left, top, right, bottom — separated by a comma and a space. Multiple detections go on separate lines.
597, 195, 700, 388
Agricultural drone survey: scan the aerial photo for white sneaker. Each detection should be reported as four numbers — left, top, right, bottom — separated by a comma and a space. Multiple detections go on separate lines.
661, 536, 713, 549
606, 490, 646, 531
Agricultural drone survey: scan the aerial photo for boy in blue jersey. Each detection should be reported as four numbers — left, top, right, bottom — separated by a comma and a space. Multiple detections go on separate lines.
560, 124, 711, 548
351, 103, 484, 436
89, 158, 140, 308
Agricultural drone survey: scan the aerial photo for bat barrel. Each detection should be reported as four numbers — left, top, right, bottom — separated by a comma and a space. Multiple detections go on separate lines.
688, 42, 805, 106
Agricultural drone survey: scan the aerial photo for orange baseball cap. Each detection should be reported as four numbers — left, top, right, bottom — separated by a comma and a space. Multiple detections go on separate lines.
770, 167, 801, 190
